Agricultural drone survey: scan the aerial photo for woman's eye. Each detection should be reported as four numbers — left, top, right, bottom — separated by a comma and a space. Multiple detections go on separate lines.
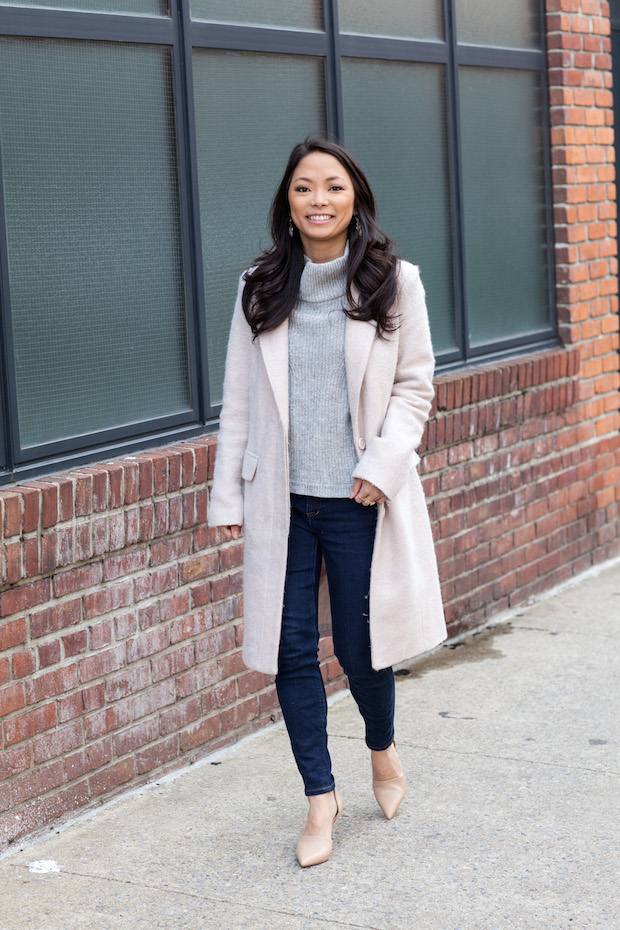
330, 185, 344, 191
294, 186, 309, 192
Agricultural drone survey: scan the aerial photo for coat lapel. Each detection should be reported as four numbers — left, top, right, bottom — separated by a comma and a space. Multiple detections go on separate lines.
345, 314, 376, 431
258, 318, 289, 435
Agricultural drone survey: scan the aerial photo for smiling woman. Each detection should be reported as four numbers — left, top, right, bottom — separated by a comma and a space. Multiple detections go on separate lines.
208, 137, 446, 868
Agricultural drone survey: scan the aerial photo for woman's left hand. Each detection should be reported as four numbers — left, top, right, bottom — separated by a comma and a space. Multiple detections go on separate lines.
350, 478, 387, 507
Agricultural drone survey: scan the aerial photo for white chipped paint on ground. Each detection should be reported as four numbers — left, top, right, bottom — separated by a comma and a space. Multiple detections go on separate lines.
26, 860, 61, 874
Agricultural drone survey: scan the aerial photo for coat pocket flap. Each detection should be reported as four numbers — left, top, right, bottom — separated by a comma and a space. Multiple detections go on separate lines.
241, 450, 259, 481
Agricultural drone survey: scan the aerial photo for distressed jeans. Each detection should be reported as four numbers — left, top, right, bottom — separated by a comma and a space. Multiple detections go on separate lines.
275, 494, 395, 796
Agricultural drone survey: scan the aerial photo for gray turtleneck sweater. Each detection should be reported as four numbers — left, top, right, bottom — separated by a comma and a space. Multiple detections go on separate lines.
288, 248, 359, 497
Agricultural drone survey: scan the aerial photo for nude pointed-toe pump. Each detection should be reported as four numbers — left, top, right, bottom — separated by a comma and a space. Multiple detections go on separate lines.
372, 743, 406, 820
295, 789, 342, 868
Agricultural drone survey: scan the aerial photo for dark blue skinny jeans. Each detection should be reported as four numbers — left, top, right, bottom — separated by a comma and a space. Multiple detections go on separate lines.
275, 494, 395, 796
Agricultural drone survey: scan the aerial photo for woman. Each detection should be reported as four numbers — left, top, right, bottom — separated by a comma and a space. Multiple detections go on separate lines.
208, 138, 446, 867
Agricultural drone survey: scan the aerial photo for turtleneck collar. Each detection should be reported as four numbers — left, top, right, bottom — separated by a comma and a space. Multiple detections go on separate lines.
298, 241, 349, 304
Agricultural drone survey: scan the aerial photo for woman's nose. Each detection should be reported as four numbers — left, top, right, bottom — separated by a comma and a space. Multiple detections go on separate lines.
311, 190, 328, 206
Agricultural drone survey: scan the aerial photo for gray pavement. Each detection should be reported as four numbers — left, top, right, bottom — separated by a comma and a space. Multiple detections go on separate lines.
1, 559, 618, 930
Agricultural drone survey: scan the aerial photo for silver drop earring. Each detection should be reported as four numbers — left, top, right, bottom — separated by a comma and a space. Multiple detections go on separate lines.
289, 215, 294, 238
355, 213, 362, 237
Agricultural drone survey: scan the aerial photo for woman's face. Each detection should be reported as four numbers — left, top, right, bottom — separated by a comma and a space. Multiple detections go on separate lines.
288, 152, 355, 259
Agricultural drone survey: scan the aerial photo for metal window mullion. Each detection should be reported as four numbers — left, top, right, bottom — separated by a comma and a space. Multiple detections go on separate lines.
188, 21, 327, 55
538, 1, 558, 338
323, 0, 344, 141
444, 0, 468, 363
169, 0, 202, 423
177, 0, 215, 418
339, 34, 448, 63
0, 8, 173, 42
0, 143, 20, 473
456, 45, 545, 69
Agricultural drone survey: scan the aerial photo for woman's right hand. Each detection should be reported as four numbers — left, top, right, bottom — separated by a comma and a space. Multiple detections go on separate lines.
219, 525, 242, 540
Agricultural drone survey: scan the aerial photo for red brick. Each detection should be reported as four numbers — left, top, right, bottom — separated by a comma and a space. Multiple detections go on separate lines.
170, 609, 211, 644
133, 566, 177, 602
203, 682, 238, 718
4, 540, 21, 585
179, 552, 219, 584
0, 743, 31, 781
139, 502, 154, 541
22, 537, 40, 578
106, 664, 151, 702
64, 737, 113, 782
126, 626, 170, 663
0, 579, 51, 619
62, 630, 88, 658
135, 735, 178, 775
53, 563, 103, 598
178, 714, 220, 752
11, 649, 36, 679
12, 760, 65, 805
159, 696, 202, 736
0, 682, 26, 717
4, 703, 57, 745
151, 533, 193, 567
218, 651, 246, 680
159, 591, 191, 623
195, 627, 236, 662
84, 701, 131, 741
1, 493, 22, 537
130, 680, 175, 719
83, 581, 132, 620
138, 603, 160, 631
26, 665, 78, 704
151, 644, 195, 683
33, 721, 83, 765
115, 611, 137, 639
31, 598, 81, 638
220, 696, 259, 732
113, 717, 159, 757
78, 645, 125, 683
88, 758, 134, 799
175, 663, 219, 699
191, 581, 212, 608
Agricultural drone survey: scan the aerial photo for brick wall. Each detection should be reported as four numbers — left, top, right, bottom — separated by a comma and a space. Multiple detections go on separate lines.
0, 0, 618, 854
0, 441, 346, 849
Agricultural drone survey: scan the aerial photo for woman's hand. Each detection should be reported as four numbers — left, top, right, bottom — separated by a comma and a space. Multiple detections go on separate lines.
350, 479, 387, 507
219, 525, 243, 540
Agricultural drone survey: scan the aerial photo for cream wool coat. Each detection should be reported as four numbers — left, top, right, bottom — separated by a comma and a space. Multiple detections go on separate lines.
207, 260, 447, 675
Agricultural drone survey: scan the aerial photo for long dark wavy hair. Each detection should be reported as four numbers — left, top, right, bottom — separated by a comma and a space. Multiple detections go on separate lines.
242, 138, 400, 338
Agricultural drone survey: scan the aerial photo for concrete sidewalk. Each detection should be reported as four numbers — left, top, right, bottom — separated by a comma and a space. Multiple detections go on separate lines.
1, 560, 618, 930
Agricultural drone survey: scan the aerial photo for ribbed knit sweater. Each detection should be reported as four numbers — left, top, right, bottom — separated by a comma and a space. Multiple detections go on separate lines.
288, 247, 358, 497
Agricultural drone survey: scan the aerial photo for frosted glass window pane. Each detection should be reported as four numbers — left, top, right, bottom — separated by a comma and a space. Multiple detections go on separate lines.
0, 38, 190, 448
191, 0, 322, 30
459, 68, 550, 345
455, 0, 541, 49
339, 0, 443, 40
342, 59, 455, 354
1, 0, 167, 12
193, 50, 326, 405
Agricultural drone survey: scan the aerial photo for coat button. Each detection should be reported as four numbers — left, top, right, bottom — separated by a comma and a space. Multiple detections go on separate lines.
358, 437, 366, 450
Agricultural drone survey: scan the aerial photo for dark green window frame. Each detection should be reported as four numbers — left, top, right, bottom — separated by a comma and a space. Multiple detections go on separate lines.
0, 0, 555, 485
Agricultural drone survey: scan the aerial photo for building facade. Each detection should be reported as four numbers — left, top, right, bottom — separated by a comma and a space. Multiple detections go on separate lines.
0, 0, 618, 849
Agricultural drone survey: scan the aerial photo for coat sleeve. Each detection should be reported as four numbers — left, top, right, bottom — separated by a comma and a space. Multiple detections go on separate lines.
207, 274, 253, 528
352, 262, 435, 501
